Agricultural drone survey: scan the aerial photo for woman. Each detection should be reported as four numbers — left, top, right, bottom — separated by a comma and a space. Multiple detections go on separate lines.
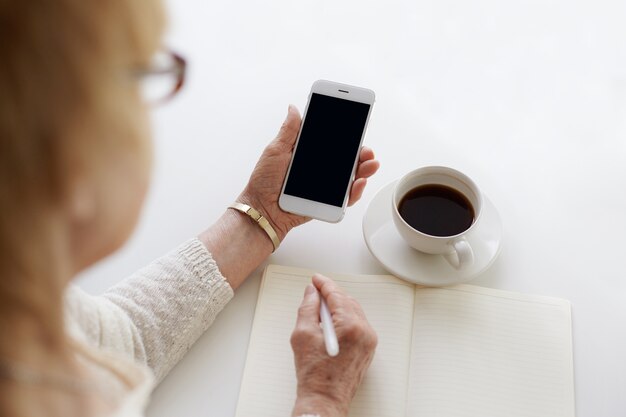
0, 1, 380, 417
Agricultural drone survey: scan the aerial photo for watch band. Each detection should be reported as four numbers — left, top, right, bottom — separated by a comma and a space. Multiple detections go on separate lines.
229, 202, 281, 252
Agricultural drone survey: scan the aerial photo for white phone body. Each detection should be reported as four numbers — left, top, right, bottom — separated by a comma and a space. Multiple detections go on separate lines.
278, 80, 375, 222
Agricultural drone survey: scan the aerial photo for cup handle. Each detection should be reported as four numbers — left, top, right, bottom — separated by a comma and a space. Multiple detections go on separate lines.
444, 237, 474, 270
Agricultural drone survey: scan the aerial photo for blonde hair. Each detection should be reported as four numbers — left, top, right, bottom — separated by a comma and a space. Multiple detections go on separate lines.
0, 0, 163, 368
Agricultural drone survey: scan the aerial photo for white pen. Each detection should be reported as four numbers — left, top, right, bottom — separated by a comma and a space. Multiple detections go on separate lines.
319, 292, 339, 357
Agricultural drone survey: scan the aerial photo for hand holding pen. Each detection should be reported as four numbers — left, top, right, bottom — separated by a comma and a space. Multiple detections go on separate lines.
290, 273, 378, 417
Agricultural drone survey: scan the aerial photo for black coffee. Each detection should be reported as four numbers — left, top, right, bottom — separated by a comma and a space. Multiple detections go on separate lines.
398, 184, 474, 237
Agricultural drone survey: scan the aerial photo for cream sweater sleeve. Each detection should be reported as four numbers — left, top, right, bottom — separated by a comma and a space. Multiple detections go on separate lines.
65, 239, 234, 383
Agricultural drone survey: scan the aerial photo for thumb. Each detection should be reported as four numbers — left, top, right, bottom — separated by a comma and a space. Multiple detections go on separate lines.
275, 104, 302, 148
295, 283, 321, 330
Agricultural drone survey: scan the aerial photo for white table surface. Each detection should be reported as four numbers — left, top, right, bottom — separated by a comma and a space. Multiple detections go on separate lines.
76, 0, 626, 416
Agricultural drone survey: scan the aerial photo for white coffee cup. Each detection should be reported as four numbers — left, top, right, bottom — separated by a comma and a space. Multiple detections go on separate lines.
391, 166, 483, 270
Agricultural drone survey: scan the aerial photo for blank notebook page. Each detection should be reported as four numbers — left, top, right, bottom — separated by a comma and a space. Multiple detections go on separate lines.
407, 285, 575, 417
235, 265, 416, 417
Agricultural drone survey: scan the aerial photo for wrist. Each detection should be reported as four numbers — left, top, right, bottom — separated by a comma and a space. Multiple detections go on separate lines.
236, 191, 290, 241
215, 209, 274, 253
228, 202, 281, 252
292, 394, 347, 417
198, 209, 272, 289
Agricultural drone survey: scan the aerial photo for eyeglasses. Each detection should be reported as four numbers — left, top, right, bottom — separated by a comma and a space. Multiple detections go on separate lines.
134, 50, 186, 105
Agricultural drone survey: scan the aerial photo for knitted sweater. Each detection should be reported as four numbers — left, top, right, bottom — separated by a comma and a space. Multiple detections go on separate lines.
64, 238, 234, 416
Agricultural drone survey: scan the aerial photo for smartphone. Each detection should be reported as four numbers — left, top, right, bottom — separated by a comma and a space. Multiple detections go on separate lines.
278, 80, 375, 222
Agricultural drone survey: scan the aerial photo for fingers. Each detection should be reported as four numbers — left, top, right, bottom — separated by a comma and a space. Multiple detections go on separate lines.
312, 273, 343, 296
359, 146, 375, 162
275, 105, 302, 148
314, 273, 370, 332
312, 273, 350, 312
355, 159, 380, 179
348, 178, 366, 207
294, 284, 321, 330
291, 284, 323, 353
349, 152, 379, 206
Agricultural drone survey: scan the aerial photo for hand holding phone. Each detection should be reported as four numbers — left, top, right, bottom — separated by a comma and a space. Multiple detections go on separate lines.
236, 93, 378, 244
279, 80, 376, 222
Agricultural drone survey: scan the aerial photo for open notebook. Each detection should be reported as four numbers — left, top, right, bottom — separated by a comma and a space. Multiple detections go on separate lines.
235, 265, 575, 417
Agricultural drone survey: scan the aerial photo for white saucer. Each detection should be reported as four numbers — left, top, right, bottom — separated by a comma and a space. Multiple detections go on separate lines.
362, 181, 503, 286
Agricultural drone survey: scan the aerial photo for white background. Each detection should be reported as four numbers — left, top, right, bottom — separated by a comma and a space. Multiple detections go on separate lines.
77, 0, 626, 416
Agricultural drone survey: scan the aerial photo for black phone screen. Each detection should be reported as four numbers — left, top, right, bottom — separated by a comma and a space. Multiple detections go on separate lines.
284, 93, 371, 207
